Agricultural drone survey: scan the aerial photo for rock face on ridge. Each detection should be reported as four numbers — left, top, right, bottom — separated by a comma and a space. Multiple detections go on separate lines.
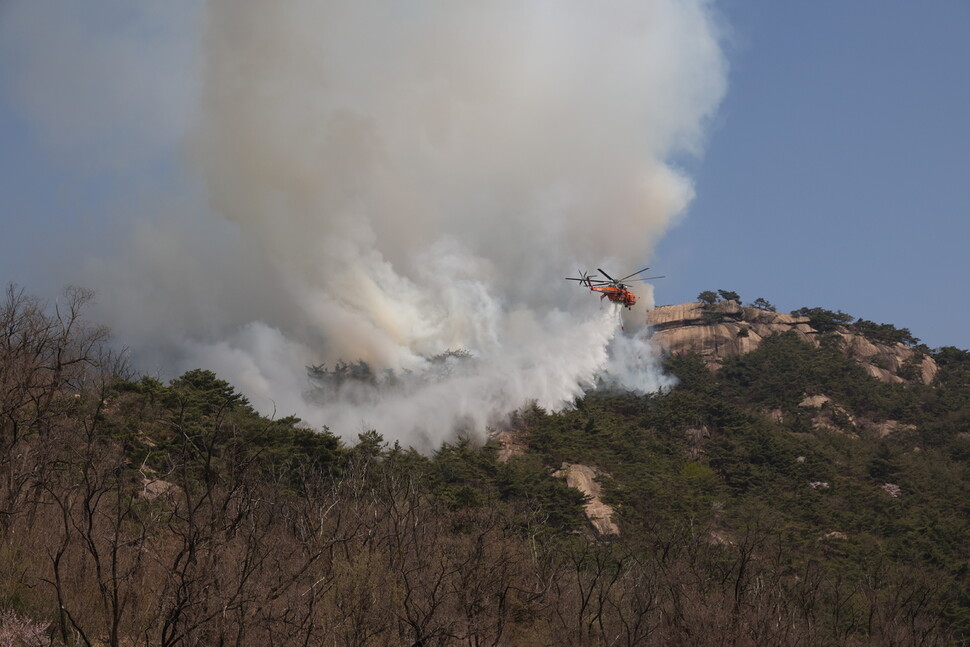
553, 463, 620, 537
648, 301, 938, 385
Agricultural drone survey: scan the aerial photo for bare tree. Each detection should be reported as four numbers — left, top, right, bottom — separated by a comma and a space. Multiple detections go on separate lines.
0, 285, 111, 532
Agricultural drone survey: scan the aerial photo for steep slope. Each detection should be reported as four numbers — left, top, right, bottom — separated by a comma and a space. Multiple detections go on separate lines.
509, 332, 970, 640
5, 285, 970, 645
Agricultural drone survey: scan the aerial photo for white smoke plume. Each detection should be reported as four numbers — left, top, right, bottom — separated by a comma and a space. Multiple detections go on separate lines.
2, 1, 726, 448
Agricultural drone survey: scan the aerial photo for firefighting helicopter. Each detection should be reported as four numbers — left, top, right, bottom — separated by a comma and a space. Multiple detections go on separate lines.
565, 267, 664, 309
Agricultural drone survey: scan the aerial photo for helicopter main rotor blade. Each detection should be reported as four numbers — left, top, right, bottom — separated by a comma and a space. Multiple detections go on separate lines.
597, 268, 617, 283
627, 275, 666, 282
617, 267, 652, 282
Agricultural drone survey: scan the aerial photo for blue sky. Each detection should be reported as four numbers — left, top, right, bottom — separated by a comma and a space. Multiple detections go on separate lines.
655, 1, 970, 349
1, 1, 969, 350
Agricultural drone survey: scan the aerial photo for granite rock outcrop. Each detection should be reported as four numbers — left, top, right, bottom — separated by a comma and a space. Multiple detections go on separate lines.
648, 301, 937, 385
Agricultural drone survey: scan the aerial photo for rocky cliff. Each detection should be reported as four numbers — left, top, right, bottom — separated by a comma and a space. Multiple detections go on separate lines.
647, 301, 938, 385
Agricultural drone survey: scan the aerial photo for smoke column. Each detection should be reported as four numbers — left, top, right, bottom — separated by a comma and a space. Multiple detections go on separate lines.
1, 1, 727, 448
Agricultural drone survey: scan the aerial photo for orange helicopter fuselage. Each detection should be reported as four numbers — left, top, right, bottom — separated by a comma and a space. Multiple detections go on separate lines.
590, 285, 637, 307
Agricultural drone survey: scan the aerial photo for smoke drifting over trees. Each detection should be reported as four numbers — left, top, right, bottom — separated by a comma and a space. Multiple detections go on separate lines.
1, 1, 726, 444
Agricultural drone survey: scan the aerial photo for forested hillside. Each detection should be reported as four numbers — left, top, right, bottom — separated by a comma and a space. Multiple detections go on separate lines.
2, 285, 969, 646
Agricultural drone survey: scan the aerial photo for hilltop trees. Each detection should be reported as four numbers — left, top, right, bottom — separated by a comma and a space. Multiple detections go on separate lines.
750, 297, 776, 312
851, 319, 921, 346
697, 289, 742, 305
790, 306, 923, 347
717, 289, 740, 303
791, 306, 855, 333
696, 289, 745, 325
698, 290, 718, 305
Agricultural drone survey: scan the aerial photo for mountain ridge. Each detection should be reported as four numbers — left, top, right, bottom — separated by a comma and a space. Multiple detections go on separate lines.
647, 300, 938, 384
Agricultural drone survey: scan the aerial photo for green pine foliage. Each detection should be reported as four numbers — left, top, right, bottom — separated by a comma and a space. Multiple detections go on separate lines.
510, 332, 970, 639
3, 284, 969, 644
